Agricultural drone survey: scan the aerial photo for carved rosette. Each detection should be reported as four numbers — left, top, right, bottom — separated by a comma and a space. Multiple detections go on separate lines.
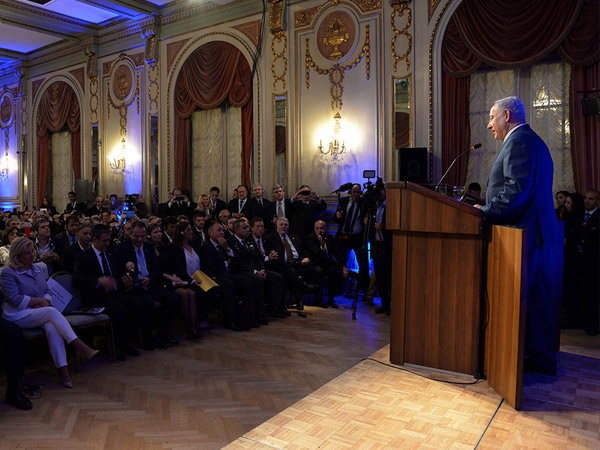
391, 0, 413, 72
0, 89, 15, 130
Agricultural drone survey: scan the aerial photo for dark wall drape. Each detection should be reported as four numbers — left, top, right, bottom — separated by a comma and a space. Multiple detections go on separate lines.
36, 81, 81, 203
441, 0, 599, 188
174, 41, 252, 190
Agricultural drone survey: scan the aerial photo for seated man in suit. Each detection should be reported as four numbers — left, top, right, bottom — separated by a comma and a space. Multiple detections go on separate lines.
116, 221, 179, 349
229, 218, 285, 320
290, 185, 327, 241
54, 214, 80, 253
208, 186, 227, 217
265, 184, 293, 232
73, 224, 144, 360
32, 219, 61, 275
86, 197, 106, 217
306, 220, 349, 309
192, 212, 207, 245
200, 222, 255, 331
61, 223, 91, 273
263, 217, 322, 310
228, 184, 251, 218
64, 191, 86, 214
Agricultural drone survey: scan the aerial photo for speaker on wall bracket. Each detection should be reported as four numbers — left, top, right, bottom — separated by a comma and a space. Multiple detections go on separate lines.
398, 147, 430, 183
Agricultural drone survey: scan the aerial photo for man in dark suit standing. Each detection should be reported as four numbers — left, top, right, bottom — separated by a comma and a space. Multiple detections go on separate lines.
164, 187, 195, 220
478, 96, 562, 375
64, 191, 86, 214
73, 224, 143, 360
116, 221, 179, 348
228, 184, 251, 218
369, 180, 392, 315
265, 184, 293, 232
290, 185, 327, 241
208, 186, 227, 217
580, 190, 599, 336
86, 196, 106, 217
246, 184, 272, 221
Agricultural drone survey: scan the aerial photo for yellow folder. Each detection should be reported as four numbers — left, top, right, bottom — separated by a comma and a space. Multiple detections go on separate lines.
191, 270, 219, 292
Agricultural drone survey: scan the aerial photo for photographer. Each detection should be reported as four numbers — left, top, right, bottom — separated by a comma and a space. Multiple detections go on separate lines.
368, 179, 392, 314
165, 187, 195, 220
290, 185, 327, 240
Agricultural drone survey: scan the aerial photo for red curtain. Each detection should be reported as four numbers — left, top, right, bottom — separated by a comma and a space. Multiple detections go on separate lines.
36, 81, 81, 202
441, 0, 599, 188
175, 41, 252, 190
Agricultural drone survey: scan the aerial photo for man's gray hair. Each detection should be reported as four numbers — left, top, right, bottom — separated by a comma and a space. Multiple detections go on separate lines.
493, 96, 526, 122
275, 216, 289, 225
272, 184, 283, 193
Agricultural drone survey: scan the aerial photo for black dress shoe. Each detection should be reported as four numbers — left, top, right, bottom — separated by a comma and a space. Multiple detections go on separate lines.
6, 388, 32, 410
281, 308, 291, 317
225, 321, 243, 332
296, 300, 304, 310
115, 350, 127, 361
524, 356, 557, 376
328, 300, 339, 309
121, 345, 141, 357
165, 336, 180, 346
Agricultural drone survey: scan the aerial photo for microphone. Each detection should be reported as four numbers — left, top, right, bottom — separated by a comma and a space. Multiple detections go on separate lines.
436, 143, 481, 189
332, 182, 354, 194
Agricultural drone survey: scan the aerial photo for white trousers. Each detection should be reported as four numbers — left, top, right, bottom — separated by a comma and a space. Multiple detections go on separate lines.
12, 307, 78, 368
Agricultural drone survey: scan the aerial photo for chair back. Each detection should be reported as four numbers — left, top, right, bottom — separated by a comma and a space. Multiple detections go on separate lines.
50, 271, 81, 314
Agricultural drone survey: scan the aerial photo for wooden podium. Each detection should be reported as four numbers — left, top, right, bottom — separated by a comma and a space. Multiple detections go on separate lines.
386, 182, 527, 409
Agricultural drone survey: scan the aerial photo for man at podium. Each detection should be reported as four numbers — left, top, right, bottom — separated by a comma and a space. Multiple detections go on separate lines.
477, 96, 562, 376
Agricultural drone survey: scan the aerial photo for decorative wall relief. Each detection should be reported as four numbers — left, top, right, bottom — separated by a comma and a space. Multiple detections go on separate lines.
16, 67, 27, 135
270, 0, 288, 91
0, 89, 15, 181
86, 47, 99, 124
429, 0, 443, 23
305, 10, 370, 111
391, 0, 412, 72
233, 20, 261, 46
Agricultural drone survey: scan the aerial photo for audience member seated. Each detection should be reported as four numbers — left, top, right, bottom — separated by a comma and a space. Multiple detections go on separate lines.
466, 182, 482, 199
228, 184, 251, 218
161, 216, 178, 246
116, 221, 179, 349
86, 197, 106, 217
64, 191, 86, 214
289, 185, 327, 241
1, 237, 99, 388
555, 190, 570, 221
73, 224, 142, 360
246, 184, 272, 221
39, 195, 58, 216
200, 222, 254, 331
263, 217, 321, 310
306, 220, 349, 308
197, 194, 211, 217
0, 226, 19, 266
61, 223, 91, 273
32, 219, 60, 275
192, 212, 207, 245
228, 218, 284, 323
0, 318, 31, 410
54, 214, 80, 252
109, 194, 123, 216
265, 184, 293, 232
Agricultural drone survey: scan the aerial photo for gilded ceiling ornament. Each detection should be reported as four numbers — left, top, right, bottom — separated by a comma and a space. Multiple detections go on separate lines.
295, 6, 320, 28
353, 0, 382, 13
15, 67, 26, 97
391, 0, 412, 72
270, 0, 285, 33
85, 47, 98, 80
305, 24, 370, 111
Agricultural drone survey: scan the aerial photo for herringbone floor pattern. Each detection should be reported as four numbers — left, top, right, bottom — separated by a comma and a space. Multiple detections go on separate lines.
0, 297, 390, 449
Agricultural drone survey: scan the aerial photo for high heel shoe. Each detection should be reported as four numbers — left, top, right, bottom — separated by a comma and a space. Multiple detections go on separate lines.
61, 380, 73, 389
80, 349, 100, 362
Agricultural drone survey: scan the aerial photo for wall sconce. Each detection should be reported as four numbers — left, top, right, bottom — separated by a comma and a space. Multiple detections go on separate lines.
109, 137, 129, 176
0, 130, 9, 181
318, 112, 346, 162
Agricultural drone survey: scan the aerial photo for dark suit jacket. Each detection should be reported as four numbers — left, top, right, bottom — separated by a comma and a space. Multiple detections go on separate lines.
334, 196, 364, 237
166, 242, 203, 283
227, 235, 265, 273
305, 232, 345, 269
61, 242, 86, 273
116, 240, 162, 287
54, 231, 77, 253
73, 246, 121, 306
289, 199, 327, 239
263, 232, 308, 263
165, 201, 195, 219
199, 240, 231, 278
228, 198, 252, 217
86, 206, 105, 217
246, 198, 272, 221
481, 124, 561, 251
264, 198, 294, 231
581, 209, 599, 266
65, 202, 86, 214
192, 226, 207, 246
209, 199, 228, 217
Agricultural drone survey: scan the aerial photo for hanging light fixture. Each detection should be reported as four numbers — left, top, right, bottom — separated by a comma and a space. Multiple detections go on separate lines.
0, 129, 9, 181
109, 137, 128, 175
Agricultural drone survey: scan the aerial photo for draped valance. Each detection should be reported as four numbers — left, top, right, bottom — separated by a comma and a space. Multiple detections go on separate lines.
174, 41, 253, 189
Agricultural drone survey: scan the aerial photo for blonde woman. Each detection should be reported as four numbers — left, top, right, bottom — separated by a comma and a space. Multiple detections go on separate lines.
1, 237, 98, 388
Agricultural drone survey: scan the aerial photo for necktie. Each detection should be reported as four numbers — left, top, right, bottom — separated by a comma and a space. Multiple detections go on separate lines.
277, 201, 284, 218
136, 247, 148, 278
584, 212, 591, 222
100, 252, 111, 276
257, 239, 265, 257
344, 201, 355, 234
282, 235, 294, 263
258, 199, 263, 208
239, 199, 245, 212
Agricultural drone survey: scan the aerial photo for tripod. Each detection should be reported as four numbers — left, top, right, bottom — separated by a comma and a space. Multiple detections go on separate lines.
350, 204, 375, 320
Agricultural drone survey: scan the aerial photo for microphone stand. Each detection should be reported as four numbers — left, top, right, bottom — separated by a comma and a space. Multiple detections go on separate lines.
435, 144, 481, 192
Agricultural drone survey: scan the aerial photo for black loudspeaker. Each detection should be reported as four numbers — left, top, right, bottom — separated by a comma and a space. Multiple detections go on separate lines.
581, 97, 600, 116
398, 147, 429, 183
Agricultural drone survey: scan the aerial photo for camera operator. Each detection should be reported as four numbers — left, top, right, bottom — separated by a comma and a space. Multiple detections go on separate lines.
290, 185, 327, 241
368, 179, 392, 314
334, 183, 366, 286
166, 187, 195, 220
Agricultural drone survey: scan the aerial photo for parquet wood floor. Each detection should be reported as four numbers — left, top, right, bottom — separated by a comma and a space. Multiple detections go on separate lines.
0, 297, 390, 449
227, 342, 600, 450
